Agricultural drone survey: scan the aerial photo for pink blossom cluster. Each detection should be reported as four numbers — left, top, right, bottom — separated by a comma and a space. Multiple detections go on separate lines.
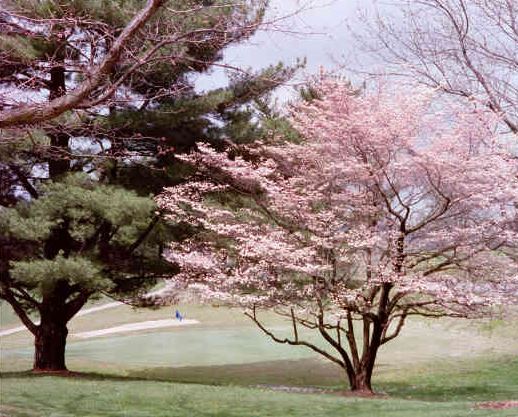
157, 79, 518, 320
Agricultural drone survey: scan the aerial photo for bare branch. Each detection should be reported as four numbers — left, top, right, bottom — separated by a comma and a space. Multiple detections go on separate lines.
0, 284, 39, 335
244, 307, 345, 368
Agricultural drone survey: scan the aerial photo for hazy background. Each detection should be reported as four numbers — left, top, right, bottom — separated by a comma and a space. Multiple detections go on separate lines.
195, 0, 385, 98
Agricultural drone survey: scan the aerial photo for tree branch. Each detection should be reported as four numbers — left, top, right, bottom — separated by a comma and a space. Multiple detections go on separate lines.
381, 310, 407, 344
8, 164, 39, 199
128, 215, 160, 254
0, 0, 165, 128
0, 284, 39, 334
244, 307, 345, 368
64, 290, 93, 322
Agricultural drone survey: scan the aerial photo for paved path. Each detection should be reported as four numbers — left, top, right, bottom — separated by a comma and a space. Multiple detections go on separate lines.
0, 302, 124, 337
73, 319, 199, 339
0, 286, 172, 338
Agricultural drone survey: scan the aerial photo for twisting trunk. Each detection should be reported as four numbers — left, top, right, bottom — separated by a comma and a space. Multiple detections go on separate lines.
343, 353, 377, 393
342, 297, 388, 394
33, 316, 68, 371
350, 369, 373, 393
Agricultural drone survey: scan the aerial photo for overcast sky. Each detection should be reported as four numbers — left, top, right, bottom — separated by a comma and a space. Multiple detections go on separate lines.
195, 0, 382, 96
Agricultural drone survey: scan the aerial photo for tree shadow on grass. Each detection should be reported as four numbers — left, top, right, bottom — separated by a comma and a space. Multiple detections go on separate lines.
127, 355, 518, 402
128, 357, 346, 388
2, 356, 516, 403
0, 358, 347, 388
0, 369, 145, 382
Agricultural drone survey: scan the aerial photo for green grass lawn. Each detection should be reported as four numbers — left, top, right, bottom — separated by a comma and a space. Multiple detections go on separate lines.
1, 358, 517, 417
1, 302, 517, 416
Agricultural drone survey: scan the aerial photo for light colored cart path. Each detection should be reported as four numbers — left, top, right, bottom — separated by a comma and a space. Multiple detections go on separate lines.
0, 287, 171, 337
73, 319, 199, 339
0, 302, 123, 337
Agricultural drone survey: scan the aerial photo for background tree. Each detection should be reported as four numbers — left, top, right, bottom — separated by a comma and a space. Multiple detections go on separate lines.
0, 0, 297, 371
355, 0, 517, 135
0, 0, 297, 195
157, 79, 518, 393
0, 0, 271, 127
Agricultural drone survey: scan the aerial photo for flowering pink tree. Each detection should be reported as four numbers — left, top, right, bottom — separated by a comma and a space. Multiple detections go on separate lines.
157, 80, 518, 393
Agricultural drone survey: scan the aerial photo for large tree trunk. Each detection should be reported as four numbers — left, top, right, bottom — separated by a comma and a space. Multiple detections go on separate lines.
344, 319, 382, 394
348, 367, 374, 393
345, 284, 390, 393
343, 359, 375, 394
355, 336, 381, 394
48, 132, 70, 179
33, 318, 68, 371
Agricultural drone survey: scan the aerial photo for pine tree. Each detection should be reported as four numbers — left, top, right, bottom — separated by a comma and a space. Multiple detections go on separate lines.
1, 175, 167, 370
0, 0, 297, 371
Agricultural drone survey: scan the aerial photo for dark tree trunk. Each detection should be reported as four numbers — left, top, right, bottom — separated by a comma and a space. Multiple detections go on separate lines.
47, 43, 70, 179
351, 372, 372, 393
33, 317, 68, 371
48, 132, 70, 179
345, 363, 374, 394
357, 331, 381, 394
344, 317, 383, 394
345, 283, 390, 393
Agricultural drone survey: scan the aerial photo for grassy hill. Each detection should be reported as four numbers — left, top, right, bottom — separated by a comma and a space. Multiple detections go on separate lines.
1, 302, 517, 416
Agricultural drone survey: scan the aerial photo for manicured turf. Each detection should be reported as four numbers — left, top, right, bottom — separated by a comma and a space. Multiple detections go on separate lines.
1, 302, 517, 416
1, 358, 517, 417
3, 302, 516, 370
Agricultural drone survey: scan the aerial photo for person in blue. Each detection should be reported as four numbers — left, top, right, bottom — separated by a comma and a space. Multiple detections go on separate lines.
175, 309, 184, 321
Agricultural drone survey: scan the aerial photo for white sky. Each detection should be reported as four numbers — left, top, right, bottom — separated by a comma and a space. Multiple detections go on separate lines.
195, 0, 383, 96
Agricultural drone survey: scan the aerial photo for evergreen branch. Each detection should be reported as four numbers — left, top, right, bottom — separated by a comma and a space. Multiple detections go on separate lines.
0, 284, 38, 334
10, 285, 40, 308
64, 290, 93, 322
8, 164, 38, 199
0, 0, 165, 128
128, 215, 160, 254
